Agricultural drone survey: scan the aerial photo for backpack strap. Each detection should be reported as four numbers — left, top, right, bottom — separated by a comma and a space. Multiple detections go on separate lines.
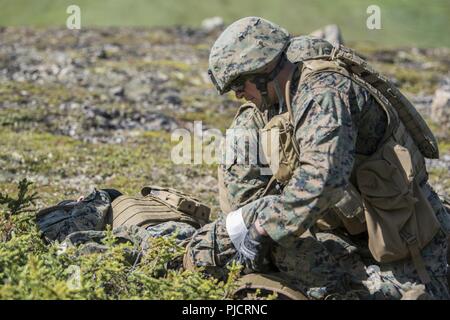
284, 65, 302, 160
330, 44, 439, 159
400, 229, 431, 284
232, 102, 267, 124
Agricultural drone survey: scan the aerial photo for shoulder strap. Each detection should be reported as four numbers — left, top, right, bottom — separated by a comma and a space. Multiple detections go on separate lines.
330, 45, 439, 159
287, 44, 439, 159
232, 102, 266, 123
296, 58, 400, 149
284, 65, 302, 160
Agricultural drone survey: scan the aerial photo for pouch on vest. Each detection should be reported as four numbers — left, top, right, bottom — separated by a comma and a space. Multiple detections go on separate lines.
141, 186, 210, 224
356, 139, 441, 282
260, 112, 300, 185
314, 183, 367, 235
331, 183, 366, 235
112, 186, 210, 229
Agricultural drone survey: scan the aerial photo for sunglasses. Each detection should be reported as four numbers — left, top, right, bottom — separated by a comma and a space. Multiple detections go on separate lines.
229, 76, 248, 93
207, 69, 250, 94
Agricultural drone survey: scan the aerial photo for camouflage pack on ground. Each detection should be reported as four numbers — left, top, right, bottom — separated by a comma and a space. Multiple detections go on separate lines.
36, 189, 112, 242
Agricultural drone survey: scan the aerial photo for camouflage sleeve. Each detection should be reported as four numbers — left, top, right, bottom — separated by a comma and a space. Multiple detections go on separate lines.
240, 83, 357, 246
219, 105, 272, 212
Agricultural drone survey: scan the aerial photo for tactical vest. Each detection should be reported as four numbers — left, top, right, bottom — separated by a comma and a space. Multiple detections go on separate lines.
229, 43, 442, 284
112, 186, 211, 229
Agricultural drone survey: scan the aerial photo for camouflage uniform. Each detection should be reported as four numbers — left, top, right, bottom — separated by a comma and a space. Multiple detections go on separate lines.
189, 66, 450, 299
218, 103, 275, 213
61, 222, 196, 259
187, 17, 450, 299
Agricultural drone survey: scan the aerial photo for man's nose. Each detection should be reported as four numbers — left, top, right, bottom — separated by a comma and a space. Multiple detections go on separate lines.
235, 90, 244, 99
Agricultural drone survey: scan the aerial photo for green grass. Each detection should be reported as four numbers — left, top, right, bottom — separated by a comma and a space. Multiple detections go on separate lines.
0, 181, 243, 299
0, 127, 221, 214
0, 0, 448, 47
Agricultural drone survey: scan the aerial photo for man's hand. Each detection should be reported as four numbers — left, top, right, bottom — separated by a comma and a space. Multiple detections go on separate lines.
234, 222, 271, 272
254, 218, 269, 236
76, 188, 123, 203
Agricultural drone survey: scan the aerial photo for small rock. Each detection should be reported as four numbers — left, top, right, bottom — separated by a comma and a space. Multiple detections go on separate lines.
124, 79, 149, 102
109, 86, 125, 97
161, 89, 182, 105
309, 24, 344, 46
410, 95, 433, 117
144, 113, 179, 131
430, 86, 450, 129
201, 17, 224, 33
96, 49, 108, 59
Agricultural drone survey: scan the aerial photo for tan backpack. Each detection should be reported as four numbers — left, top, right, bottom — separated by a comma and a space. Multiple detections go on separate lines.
112, 186, 210, 229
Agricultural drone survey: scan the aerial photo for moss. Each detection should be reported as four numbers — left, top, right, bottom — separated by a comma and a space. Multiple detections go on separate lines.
0, 81, 91, 106
98, 58, 192, 72
102, 29, 175, 47
177, 95, 236, 132
438, 141, 450, 155
0, 180, 241, 299
0, 127, 223, 211
425, 118, 450, 144
349, 41, 384, 57
428, 168, 450, 191
194, 44, 211, 52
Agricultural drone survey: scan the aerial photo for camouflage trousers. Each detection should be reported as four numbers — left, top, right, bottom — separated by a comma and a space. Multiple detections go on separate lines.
60, 221, 197, 259
185, 210, 450, 300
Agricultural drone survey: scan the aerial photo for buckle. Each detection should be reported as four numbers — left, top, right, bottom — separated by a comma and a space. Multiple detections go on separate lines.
400, 229, 417, 245
330, 45, 340, 60
208, 69, 223, 94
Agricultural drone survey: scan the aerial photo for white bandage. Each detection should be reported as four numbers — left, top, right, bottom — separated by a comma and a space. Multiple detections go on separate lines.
225, 208, 248, 250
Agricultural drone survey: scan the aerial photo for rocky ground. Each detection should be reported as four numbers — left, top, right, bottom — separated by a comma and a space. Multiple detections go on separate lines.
0, 26, 449, 215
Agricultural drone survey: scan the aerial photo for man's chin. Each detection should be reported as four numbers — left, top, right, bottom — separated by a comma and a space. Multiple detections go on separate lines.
245, 97, 260, 106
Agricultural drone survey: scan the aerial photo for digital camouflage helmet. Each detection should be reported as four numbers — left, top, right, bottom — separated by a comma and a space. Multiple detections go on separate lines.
208, 16, 291, 101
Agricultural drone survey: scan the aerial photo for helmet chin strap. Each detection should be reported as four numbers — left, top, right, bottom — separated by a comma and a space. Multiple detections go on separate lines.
273, 78, 285, 114
254, 77, 271, 112
251, 54, 287, 115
